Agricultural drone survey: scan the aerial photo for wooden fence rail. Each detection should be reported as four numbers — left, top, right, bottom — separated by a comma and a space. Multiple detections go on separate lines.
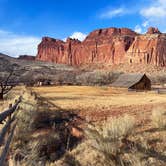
0, 96, 22, 166
0, 96, 22, 123
0, 116, 15, 145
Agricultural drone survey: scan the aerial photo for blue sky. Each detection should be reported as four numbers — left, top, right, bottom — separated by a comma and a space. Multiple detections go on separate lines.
0, 0, 166, 57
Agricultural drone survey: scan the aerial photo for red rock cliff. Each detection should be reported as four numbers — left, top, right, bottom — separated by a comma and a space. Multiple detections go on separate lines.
126, 28, 166, 66
36, 27, 166, 66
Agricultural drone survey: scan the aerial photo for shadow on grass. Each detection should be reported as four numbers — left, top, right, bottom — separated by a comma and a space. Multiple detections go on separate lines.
35, 94, 86, 153
143, 127, 166, 133
122, 138, 166, 162
41, 96, 83, 101
135, 127, 166, 135
63, 153, 81, 166
13, 92, 86, 164
35, 94, 85, 124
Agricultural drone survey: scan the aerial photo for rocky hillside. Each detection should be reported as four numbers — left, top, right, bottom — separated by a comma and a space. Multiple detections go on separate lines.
0, 53, 74, 72
36, 27, 166, 67
18, 55, 36, 61
0, 53, 75, 84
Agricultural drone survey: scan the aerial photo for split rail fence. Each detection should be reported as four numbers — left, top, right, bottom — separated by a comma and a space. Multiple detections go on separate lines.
0, 96, 22, 165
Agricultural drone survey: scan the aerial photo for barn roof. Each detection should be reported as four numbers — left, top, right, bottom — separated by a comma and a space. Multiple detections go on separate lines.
111, 73, 148, 88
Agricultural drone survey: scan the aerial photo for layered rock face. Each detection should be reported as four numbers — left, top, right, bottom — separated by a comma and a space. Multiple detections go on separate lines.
36, 27, 166, 67
126, 27, 166, 66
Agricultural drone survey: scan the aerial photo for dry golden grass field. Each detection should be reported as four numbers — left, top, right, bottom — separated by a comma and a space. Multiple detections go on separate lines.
30, 86, 166, 166
31, 86, 166, 122
0, 86, 166, 165
32, 86, 166, 110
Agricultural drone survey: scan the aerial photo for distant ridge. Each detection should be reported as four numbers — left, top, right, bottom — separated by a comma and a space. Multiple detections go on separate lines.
18, 55, 35, 61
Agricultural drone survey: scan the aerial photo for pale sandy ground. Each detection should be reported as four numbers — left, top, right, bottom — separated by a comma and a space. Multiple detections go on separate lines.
32, 86, 166, 110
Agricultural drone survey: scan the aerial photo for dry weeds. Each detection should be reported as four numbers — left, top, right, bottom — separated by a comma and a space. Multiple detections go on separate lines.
151, 107, 166, 129
85, 115, 137, 166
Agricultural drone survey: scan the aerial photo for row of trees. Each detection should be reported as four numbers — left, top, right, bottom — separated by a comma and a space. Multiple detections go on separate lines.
0, 69, 123, 100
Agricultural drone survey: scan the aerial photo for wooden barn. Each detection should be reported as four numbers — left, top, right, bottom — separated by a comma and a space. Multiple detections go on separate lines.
111, 73, 151, 90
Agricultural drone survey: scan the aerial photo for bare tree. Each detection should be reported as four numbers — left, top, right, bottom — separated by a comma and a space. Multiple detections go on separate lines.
0, 71, 14, 100
0, 68, 18, 100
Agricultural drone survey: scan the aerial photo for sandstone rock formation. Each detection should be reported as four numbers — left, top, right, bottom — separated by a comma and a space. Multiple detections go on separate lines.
127, 30, 166, 67
36, 27, 166, 67
146, 27, 161, 34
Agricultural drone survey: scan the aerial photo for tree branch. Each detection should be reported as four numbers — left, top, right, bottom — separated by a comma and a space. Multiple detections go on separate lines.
3, 86, 14, 94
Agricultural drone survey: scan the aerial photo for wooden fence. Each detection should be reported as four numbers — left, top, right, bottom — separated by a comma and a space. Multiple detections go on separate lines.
157, 89, 166, 94
0, 96, 22, 165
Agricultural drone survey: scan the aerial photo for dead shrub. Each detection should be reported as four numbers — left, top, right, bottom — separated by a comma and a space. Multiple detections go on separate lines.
21, 133, 61, 166
53, 153, 81, 166
85, 115, 136, 166
151, 107, 166, 129
102, 115, 135, 140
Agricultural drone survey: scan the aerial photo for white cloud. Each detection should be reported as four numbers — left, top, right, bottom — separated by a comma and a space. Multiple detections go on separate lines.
138, 0, 166, 32
134, 25, 142, 33
70, 32, 87, 41
0, 29, 40, 57
100, 7, 128, 19
141, 6, 166, 18
140, 0, 166, 24
142, 21, 149, 27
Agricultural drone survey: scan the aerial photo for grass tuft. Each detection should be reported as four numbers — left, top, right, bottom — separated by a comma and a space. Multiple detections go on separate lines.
151, 107, 166, 129
85, 115, 136, 166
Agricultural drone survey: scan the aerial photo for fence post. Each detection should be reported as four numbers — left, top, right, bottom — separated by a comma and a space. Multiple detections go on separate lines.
34, 92, 36, 98
0, 96, 22, 165
7, 104, 12, 134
